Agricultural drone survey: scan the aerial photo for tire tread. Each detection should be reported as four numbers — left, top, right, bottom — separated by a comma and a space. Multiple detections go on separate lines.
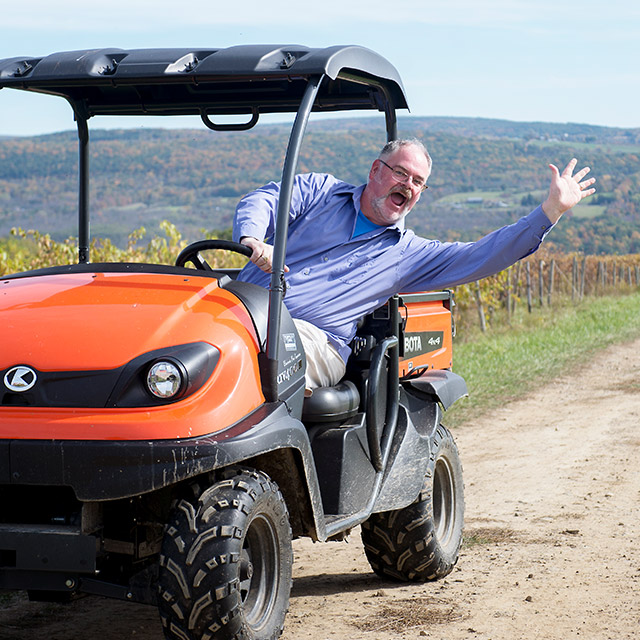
361, 425, 464, 582
158, 468, 292, 640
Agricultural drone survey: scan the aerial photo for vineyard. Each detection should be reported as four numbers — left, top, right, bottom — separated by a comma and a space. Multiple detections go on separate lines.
0, 222, 246, 277
3, 223, 639, 337
452, 247, 640, 335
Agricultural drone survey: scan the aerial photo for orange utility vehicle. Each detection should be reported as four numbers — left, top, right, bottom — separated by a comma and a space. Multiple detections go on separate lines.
0, 46, 467, 640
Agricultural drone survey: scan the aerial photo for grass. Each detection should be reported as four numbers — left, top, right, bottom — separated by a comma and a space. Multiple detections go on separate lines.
0, 590, 18, 605
571, 203, 606, 219
462, 527, 518, 548
446, 291, 640, 427
525, 139, 640, 154
354, 596, 462, 632
438, 190, 507, 203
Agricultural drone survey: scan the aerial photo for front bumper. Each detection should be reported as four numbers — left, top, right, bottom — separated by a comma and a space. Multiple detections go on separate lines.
0, 402, 307, 500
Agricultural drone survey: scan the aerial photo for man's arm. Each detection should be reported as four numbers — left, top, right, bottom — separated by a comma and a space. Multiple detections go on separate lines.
399, 158, 596, 292
233, 172, 340, 273
232, 180, 285, 273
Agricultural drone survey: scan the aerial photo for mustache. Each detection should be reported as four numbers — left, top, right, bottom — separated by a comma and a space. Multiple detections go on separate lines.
389, 185, 412, 199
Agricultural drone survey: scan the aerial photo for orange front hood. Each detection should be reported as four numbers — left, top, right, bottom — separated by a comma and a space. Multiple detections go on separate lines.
0, 271, 258, 371
0, 269, 266, 440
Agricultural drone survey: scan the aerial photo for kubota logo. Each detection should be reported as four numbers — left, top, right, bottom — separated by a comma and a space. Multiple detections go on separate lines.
4, 366, 37, 392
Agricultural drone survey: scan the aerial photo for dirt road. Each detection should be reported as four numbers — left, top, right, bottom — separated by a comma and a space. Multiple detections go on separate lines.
1, 338, 639, 640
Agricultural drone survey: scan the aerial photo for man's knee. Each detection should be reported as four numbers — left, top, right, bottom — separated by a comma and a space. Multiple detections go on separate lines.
293, 318, 346, 391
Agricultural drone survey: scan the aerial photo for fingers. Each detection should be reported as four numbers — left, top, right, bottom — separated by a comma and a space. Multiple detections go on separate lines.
251, 242, 283, 274
240, 236, 261, 256
543, 158, 596, 223
240, 237, 272, 272
561, 158, 592, 183
579, 177, 596, 190
551, 159, 596, 197
253, 248, 273, 273
573, 165, 592, 182
574, 166, 596, 200
579, 181, 596, 199
561, 157, 578, 178
239, 236, 289, 274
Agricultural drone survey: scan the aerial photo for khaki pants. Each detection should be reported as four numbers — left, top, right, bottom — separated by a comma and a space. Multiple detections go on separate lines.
293, 318, 346, 393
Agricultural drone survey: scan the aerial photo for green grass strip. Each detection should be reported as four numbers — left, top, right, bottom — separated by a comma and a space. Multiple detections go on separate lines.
446, 291, 640, 427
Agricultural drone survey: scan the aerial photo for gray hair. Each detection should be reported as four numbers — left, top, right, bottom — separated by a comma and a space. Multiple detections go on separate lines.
379, 138, 432, 172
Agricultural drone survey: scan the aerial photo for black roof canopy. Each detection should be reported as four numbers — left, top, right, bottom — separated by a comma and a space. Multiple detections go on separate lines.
0, 45, 409, 119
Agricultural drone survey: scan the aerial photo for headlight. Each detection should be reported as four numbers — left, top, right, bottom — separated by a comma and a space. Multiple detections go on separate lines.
147, 361, 183, 399
0, 343, 219, 408
110, 343, 219, 407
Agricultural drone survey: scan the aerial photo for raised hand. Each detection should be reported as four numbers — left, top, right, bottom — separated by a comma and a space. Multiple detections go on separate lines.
542, 158, 596, 224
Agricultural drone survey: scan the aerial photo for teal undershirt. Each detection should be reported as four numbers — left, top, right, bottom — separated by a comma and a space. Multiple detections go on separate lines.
352, 210, 383, 238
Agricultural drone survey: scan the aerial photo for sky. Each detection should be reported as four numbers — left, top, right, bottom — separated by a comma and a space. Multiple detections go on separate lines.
0, 0, 637, 137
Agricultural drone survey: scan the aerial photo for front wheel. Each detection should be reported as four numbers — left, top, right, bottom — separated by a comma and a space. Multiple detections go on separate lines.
158, 467, 293, 640
361, 424, 464, 581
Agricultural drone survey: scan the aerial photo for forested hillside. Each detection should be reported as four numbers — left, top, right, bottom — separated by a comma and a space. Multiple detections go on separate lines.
0, 116, 638, 253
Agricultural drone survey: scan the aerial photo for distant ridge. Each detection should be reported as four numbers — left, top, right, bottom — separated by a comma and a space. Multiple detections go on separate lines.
0, 116, 638, 254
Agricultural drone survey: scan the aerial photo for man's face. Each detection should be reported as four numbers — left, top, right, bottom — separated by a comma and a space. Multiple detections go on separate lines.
362, 145, 431, 226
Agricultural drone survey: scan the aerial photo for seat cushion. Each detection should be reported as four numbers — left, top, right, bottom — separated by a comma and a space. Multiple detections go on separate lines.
302, 380, 360, 423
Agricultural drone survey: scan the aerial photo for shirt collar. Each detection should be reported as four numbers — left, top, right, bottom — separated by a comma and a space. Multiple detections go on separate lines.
349, 183, 405, 234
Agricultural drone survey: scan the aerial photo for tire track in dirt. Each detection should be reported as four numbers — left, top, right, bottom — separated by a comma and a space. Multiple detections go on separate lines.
1, 339, 639, 639
285, 337, 640, 639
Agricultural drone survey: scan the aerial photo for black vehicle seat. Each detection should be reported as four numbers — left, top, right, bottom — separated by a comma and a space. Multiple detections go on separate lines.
299, 301, 393, 425
301, 323, 375, 424
301, 380, 360, 424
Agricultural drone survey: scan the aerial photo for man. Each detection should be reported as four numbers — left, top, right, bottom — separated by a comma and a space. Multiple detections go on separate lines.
233, 138, 595, 391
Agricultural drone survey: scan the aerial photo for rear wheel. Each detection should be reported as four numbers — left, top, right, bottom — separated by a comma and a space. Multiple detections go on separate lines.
158, 467, 293, 640
361, 424, 464, 581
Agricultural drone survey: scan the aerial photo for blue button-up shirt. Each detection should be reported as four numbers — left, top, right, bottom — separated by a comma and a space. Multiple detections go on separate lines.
233, 173, 553, 362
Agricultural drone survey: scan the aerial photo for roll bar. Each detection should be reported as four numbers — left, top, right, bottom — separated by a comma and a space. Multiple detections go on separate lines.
0, 44, 407, 401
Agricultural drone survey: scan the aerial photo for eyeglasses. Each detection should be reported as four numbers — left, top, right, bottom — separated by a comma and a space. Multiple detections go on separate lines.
379, 159, 429, 191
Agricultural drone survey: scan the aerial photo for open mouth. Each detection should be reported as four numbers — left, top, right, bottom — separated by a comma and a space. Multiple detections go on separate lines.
389, 189, 410, 208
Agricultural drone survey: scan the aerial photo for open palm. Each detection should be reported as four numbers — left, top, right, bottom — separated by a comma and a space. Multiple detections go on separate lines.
542, 158, 596, 223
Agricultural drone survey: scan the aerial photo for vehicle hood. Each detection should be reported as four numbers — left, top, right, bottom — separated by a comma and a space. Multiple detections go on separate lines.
0, 271, 258, 371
